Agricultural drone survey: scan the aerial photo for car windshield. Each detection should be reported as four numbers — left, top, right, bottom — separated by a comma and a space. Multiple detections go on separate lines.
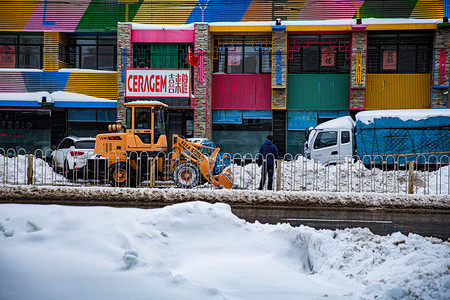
75, 141, 95, 149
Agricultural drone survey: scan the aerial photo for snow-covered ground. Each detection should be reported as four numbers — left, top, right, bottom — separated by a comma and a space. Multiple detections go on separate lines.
1, 155, 449, 299
1, 154, 449, 195
231, 157, 450, 195
0, 201, 449, 300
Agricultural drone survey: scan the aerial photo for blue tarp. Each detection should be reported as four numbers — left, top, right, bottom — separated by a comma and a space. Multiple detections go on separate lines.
355, 114, 450, 163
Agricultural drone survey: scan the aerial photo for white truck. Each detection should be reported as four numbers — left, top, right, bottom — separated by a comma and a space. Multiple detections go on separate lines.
304, 110, 450, 166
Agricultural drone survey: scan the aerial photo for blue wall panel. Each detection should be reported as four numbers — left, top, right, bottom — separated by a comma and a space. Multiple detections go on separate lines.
22, 72, 69, 93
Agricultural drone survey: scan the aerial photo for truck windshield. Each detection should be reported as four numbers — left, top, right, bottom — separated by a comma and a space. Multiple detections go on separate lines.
314, 131, 337, 149
154, 107, 166, 144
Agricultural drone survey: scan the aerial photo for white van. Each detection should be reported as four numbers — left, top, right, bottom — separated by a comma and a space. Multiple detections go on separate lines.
304, 116, 355, 164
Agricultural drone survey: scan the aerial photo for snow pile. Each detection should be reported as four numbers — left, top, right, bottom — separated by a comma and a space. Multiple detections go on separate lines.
0, 91, 115, 103
356, 109, 450, 124
1, 153, 449, 196
230, 156, 450, 194
0, 154, 67, 185
0, 201, 449, 300
1, 153, 448, 195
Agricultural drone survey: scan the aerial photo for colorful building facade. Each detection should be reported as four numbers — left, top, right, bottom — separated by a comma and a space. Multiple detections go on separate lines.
1, 0, 449, 155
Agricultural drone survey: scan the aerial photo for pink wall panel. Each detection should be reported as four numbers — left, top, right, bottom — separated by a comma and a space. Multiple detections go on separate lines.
297, 0, 363, 20
0, 72, 27, 93
212, 74, 271, 109
23, 0, 91, 32
132, 30, 195, 43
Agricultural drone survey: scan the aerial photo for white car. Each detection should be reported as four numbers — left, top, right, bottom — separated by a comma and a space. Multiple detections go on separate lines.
51, 136, 96, 178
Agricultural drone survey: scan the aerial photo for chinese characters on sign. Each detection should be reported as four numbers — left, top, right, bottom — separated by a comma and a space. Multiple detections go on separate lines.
125, 69, 191, 98
0, 45, 15, 68
321, 47, 335, 67
383, 50, 397, 70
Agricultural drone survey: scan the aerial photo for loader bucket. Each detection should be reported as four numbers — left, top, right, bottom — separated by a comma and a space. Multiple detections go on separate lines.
213, 166, 232, 189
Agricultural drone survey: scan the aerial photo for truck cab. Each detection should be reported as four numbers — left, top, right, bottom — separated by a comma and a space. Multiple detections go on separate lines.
304, 116, 355, 164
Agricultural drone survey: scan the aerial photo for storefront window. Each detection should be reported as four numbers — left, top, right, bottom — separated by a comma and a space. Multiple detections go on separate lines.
288, 34, 351, 74
286, 131, 307, 156
0, 34, 43, 69
213, 36, 272, 74
212, 129, 271, 156
0, 110, 51, 155
212, 110, 272, 155
67, 109, 116, 137
367, 31, 433, 74
68, 35, 117, 71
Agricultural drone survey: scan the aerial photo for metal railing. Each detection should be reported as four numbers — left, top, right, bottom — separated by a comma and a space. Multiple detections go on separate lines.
0, 148, 449, 195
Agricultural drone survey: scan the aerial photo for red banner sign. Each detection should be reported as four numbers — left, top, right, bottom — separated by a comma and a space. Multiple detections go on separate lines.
321, 47, 335, 67
0, 45, 15, 68
383, 50, 397, 70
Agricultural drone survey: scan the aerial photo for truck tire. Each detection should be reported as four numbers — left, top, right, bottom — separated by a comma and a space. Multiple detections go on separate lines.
174, 162, 200, 189
109, 162, 136, 187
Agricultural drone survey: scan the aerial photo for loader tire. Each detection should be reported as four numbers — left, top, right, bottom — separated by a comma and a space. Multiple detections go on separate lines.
109, 162, 136, 188
174, 162, 200, 189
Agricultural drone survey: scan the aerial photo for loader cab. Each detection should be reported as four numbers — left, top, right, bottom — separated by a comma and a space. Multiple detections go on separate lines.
304, 116, 355, 164
125, 101, 168, 153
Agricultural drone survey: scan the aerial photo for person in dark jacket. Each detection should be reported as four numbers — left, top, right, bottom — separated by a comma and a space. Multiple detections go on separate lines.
257, 135, 278, 190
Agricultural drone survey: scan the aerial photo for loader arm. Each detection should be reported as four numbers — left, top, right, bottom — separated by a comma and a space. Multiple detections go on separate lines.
172, 135, 231, 188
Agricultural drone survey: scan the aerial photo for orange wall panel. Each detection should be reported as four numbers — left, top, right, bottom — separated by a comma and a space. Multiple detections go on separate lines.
366, 74, 431, 110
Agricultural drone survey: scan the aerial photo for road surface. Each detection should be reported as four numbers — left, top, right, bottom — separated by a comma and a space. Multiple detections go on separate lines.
232, 207, 450, 240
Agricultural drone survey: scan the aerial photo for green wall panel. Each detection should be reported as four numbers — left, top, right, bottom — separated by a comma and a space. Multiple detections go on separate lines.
76, 0, 143, 32
358, 0, 418, 19
133, 44, 189, 69
287, 74, 350, 110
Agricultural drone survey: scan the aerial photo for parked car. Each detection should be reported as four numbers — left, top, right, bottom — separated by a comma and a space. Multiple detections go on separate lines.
51, 136, 96, 178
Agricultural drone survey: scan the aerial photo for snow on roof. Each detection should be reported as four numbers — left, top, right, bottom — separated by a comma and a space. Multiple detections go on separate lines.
128, 22, 195, 30
315, 116, 355, 130
125, 18, 443, 31
58, 68, 116, 74
0, 68, 43, 72
126, 100, 168, 106
356, 109, 450, 124
209, 18, 442, 27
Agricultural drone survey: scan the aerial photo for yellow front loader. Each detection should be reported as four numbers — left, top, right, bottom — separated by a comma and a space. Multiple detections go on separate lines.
90, 100, 232, 189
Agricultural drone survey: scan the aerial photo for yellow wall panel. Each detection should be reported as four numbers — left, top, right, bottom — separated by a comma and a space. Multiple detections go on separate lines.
242, 0, 305, 22
411, 0, 443, 19
44, 32, 59, 71
133, 0, 192, 24
366, 74, 431, 110
0, 0, 38, 31
44, 32, 69, 71
65, 73, 117, 100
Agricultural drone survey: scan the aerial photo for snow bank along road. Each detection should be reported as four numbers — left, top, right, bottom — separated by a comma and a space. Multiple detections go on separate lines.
0, 185, 449, 211
1, 201, 449, 300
